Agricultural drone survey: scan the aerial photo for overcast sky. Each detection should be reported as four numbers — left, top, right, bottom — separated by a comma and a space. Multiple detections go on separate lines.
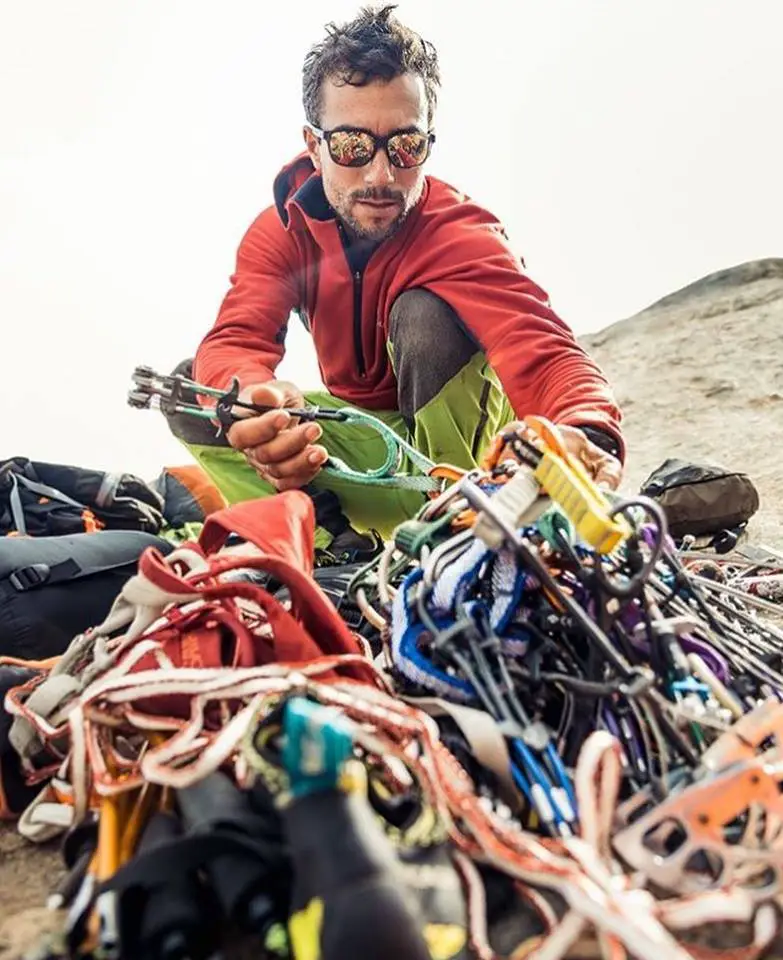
1, 1, 781, 477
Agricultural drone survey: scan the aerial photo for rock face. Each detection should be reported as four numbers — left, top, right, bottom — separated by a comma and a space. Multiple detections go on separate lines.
582, 258, 783, 544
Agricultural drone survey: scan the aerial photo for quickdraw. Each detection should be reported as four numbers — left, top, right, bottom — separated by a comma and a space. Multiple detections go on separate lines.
129, 365, 442, 491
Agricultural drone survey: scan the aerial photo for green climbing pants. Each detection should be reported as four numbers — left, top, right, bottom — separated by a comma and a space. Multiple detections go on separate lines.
167, 289, 514, 544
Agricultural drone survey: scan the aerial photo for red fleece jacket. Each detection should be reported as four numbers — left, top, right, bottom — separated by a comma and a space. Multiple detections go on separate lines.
195, 153, 624, 457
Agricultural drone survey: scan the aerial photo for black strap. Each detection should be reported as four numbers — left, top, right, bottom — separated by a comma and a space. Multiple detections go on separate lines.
7, 555, 140, 593
578, 425, 623, 462
8, 559, 81, 592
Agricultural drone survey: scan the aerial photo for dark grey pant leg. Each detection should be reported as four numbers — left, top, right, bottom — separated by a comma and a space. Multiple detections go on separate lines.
388, 288, 481, 432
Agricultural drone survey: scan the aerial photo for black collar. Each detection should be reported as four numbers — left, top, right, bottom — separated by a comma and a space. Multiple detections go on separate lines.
293, 176, 333, 221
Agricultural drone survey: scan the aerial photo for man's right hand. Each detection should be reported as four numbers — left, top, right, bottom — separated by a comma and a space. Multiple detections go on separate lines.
226, 381, 329, 492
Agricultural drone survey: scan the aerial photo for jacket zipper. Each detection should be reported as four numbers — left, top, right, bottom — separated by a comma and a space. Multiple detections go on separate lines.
336, 221, 368, 379
352, 270, 366, 378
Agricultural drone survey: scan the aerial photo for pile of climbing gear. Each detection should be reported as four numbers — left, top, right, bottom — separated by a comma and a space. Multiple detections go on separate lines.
678, 541, 783, 605
2, 396, 783, 958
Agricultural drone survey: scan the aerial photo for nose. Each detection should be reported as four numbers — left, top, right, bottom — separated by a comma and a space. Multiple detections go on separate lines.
363, 148, 395, 187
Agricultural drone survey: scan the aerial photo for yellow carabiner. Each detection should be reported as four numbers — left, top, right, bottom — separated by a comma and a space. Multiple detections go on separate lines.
523, 416, 630, 554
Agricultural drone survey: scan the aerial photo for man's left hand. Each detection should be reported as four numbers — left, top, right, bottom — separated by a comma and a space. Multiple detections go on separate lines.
500, 421, 623, 491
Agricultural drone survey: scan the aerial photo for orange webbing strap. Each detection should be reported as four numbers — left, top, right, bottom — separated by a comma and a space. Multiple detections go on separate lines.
0, 655, 62, 671
81, 509, 104, 533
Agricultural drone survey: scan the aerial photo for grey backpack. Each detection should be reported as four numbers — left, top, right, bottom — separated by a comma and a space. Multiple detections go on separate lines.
639, 458, 760, 539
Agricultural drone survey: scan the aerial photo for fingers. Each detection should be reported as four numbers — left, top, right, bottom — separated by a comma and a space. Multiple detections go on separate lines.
564, 431, 623, 491
230, 408, 329, 492
567, 433, 622, 490
247, 443, 328, 491
255, 422, 325, 466
593, 458, 623, 491
232, 380, 305, 425
248, 381, 304, 410
227, 409, 291, 450
494, 420, 624, 492
232, 417, 322, 463
226, 377, 327, 491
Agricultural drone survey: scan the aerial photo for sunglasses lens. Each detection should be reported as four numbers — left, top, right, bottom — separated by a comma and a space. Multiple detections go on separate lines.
327, 130, 376, 167
387, 132, 431, 168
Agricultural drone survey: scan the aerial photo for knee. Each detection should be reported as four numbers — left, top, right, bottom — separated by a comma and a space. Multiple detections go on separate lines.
388, 289, 478, 359
388, 289, 481, 418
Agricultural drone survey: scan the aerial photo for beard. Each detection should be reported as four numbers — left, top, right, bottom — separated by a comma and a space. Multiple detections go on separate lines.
343, 203, 408, 242
328, 182, 422, 243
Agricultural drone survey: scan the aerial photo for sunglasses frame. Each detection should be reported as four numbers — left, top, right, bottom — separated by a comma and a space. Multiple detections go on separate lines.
306, 123, 436, 169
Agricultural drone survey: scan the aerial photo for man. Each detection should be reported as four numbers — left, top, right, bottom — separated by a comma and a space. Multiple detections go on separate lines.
169, 5, 624, 559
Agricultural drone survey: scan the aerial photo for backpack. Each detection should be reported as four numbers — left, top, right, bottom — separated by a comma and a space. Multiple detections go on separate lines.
0, 530, 174, 818
639, 458, 760, 540
0, 529, 174, 662
0, 457, 165, 536
151, 464, 227, 526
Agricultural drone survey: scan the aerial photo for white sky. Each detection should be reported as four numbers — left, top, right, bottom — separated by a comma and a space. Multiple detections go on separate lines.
1, 1, 782, 478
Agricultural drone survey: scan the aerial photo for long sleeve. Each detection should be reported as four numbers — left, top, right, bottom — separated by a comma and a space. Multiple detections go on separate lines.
405, 205, 625, 460
193, 206, 302, 392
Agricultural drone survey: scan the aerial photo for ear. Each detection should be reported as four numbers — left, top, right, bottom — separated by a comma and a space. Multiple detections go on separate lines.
303, 126, 322, 174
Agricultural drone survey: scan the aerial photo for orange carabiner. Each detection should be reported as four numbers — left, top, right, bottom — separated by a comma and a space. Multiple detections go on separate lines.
480, 433, 507, 471
523, 415, 569, 460
428, 464, 466, 486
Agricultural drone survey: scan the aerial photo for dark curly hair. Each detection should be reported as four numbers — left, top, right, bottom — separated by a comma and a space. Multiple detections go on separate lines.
302, 5, 441, 127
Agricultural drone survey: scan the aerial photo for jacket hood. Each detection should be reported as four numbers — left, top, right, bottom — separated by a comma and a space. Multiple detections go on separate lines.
272, 153, 334, 227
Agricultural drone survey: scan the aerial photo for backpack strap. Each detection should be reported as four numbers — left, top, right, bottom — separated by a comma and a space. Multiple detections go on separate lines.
1, 532, 173, 592
7, 473, 87, 535
94, 471, 121, 507
4, 556, 139, 593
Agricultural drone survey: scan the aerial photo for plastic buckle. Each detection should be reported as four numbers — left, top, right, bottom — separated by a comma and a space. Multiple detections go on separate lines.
9, 563, 51, 592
